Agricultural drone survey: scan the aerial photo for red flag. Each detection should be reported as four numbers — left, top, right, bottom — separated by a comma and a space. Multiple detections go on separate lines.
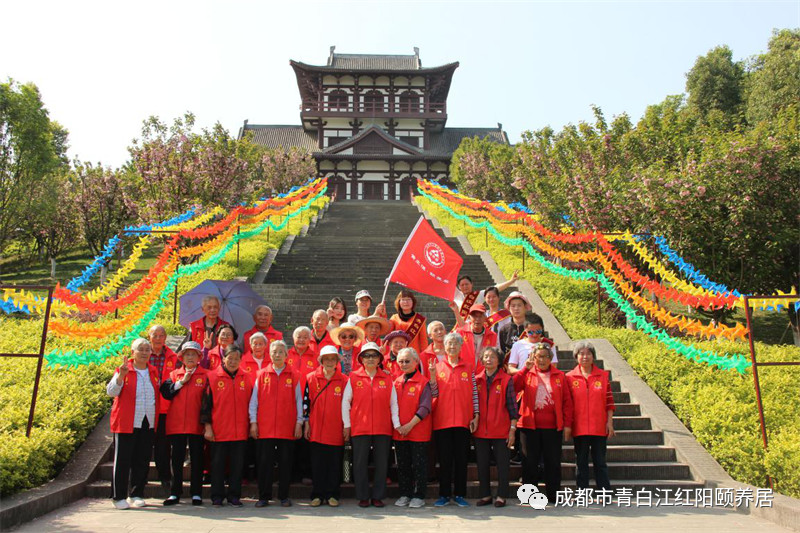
385, 216, 463, 301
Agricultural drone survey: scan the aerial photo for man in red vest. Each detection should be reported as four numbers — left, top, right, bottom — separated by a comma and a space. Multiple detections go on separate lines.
186, 296, 229, 348
242, 305, 284, 356
458, 304, 498, 373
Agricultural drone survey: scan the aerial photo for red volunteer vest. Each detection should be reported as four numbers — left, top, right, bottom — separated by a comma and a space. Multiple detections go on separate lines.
243, 325, 284, 356
308, 329, 335, 354
254, 364, 299, 440
306, 367, 347, 446
566, 365, 614, 436
165, 366, 208, 435
513, 365, 572, 431
348, 368, 394, 437
151, 346, 179, 415
240, 353, 268, 378
458, 326, 498, 374
475, 369, 513, 439
432, 359, 473, 431
393, 372, 433, 442
287, 347, 319, 375
206, 345, 228, 371
189, 317, 228, 346
207, 366, 253, 442
110, 361, 161, 434
383, 355, 404, 381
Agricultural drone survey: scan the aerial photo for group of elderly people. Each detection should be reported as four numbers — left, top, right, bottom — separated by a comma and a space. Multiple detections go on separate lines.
107, 279, 615, 510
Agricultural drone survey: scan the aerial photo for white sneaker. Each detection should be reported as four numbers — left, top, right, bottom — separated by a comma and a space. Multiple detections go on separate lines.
409, 498, 425, 508
128, 497, 146, 508
394, 496, 411, 507
113, 499, 130, 510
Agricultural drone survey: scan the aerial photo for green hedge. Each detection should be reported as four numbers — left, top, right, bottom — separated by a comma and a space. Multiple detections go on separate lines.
0, 199, 325, 497
418, 196, 800, 498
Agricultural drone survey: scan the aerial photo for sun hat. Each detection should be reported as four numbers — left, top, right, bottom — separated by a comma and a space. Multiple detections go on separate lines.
317, 344, 340, 363
356, 315, 392, 336
504, 291, 532, 311
331, 322, 366, 345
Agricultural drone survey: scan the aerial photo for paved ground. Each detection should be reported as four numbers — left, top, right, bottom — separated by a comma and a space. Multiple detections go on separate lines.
12, 498, 792, 533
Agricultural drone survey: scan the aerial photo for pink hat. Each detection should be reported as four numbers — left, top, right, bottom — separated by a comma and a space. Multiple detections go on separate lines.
504, 291, 532, 311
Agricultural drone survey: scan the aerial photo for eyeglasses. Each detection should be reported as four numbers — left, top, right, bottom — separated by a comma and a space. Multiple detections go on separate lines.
340, 335, 356, 340
361, 353, 380, 359
527, 329, 543, 336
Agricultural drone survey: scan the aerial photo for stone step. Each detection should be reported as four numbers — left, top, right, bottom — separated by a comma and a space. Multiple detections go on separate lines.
96, 457, 690, 485
85, 478, 705, 500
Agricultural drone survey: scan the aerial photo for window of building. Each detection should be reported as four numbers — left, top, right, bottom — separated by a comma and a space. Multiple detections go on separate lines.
327, 90, 349, 111
362, 90, 385, 112
398, 91, 421, 112
399, 136, 419, 148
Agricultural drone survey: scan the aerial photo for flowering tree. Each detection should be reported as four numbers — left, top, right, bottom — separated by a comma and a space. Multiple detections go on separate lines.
250, 146, 316, 196
72, 161, 136, 256
450, 136, 519, 203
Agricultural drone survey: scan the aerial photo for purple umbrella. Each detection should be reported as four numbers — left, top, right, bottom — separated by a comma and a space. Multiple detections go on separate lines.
179, 280, 267, 335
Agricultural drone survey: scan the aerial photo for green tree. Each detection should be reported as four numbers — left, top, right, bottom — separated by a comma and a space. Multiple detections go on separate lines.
0, 80, 68, 258
685, 45, 744, 124
745, 29, 800, 125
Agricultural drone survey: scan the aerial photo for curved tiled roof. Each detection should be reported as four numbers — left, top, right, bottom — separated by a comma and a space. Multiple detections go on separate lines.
331, 53, 419, 70
240, 124, 507, 157
240, 125, 317, 151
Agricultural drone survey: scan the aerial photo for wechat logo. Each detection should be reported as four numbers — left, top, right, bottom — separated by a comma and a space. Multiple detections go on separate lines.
517, 484, 548, 509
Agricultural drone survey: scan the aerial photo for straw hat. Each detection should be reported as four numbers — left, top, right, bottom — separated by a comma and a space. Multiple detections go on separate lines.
331, 322, 365, 345
356, 315, 393, 336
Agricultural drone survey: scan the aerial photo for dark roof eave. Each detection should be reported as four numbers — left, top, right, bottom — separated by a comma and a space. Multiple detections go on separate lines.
313, 152, 452, 161
290, 60, 460, 75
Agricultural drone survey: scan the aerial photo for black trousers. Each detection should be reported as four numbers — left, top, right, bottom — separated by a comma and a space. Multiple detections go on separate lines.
351, 434, 391, 501
474, 437, 510, 499
153, 413, 171, 483
310, 442, 343, 500
573, 435, 611, 491
112, 417, 153, 501
434, 427, 470, 498
520, 428, 563, 502
395, 440, 428, 499
210, 440, 246, 502
293, 437, 312, 481
169, 433, 204, 498
256, 438, 295, 501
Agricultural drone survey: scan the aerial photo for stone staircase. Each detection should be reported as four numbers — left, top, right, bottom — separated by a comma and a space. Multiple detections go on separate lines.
88, 199, 702, 500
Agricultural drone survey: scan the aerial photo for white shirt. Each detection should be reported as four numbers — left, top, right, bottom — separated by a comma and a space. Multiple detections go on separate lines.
508, 340, 558, 367
341, 374, 401, 429
106, 367, 156, 429
348, 313, 369, 325
453, 288, 485, 310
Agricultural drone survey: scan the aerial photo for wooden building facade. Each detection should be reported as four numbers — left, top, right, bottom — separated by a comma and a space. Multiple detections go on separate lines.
239, 47, 508, 200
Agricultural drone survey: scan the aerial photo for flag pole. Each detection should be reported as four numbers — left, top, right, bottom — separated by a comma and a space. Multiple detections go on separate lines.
381, 216, 425, 303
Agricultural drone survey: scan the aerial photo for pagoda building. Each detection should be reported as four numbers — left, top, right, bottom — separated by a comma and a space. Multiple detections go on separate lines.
239, 47, 508, 200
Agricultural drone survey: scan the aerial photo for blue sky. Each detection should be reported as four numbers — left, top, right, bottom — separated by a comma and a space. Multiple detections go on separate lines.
4, 0, 798, 167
